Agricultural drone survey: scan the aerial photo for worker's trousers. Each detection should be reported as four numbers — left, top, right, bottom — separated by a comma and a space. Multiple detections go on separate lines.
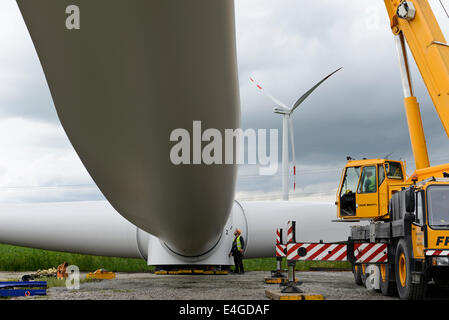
233, 252, 244, 274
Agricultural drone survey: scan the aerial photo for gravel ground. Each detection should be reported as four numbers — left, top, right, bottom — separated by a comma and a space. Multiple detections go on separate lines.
0, 271, 404, 300
3, 270, 449, 300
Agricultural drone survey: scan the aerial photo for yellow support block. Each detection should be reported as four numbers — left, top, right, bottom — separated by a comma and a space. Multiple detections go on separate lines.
279, 294, 324, 301
214, 270, 228, 275
193, 270, 204, 274
154, 271, 168, 275
264, 278, 288, 284
203, 271, 215, 275
178, 270, 193, 274
86, 269, 116, 280
265, 289, 324, 301
155, 269, 227, 275
168, 271, 180, 275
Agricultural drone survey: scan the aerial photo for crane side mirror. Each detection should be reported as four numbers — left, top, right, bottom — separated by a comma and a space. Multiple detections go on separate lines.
405, 188, 415, 213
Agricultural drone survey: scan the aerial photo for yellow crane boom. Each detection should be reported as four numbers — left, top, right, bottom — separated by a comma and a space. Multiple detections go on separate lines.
334, 1, 449, 300
384, 0, 449, 171
337, 0, 449, 221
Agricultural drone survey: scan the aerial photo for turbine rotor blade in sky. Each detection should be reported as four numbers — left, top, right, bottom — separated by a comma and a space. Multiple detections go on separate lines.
249, 76, 290, 110
290, 67, 342, 114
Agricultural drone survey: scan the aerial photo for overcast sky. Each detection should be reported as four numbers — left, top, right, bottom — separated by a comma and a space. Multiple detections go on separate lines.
1, 0, 449, 203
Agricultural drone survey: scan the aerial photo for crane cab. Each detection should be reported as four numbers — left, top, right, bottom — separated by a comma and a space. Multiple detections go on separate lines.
336, 159, 407, 220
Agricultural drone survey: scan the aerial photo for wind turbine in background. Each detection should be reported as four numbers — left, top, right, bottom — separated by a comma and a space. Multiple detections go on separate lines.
250, 67, 342, 201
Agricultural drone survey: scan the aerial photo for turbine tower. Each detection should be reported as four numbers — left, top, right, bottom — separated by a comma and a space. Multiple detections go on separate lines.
250, 68, 342, 200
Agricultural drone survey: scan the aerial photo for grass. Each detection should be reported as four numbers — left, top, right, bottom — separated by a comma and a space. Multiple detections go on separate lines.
0, 244, 153, 272
0, 244, 351, 273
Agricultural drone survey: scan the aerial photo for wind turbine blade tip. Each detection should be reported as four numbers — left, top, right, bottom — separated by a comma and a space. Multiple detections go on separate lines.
334, 67, 343, 73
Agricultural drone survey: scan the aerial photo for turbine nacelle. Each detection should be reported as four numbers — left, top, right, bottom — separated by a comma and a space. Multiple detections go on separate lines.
274, 107, 291, 115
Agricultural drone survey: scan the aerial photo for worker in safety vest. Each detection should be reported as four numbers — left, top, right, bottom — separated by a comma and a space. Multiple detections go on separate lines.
229, 229, 245, 274
364, 170, 376, 193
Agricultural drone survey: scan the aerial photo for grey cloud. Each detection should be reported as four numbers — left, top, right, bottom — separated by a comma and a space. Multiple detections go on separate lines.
2, 0, 449, 202
234, 0, 449, 199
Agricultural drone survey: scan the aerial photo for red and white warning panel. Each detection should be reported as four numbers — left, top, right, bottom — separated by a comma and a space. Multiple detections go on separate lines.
276, 228, 281, 245
286, 221, 295, 244
275, 228, 287, 257
286, 242, 388, 263
276, 244, 286, 257
426, 250, 449, 256
287, 243, 346, 261
353, 243, 388, 263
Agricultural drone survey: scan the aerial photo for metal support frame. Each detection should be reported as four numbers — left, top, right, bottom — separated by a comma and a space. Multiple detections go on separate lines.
281, 260, 303, 293
270, 257, 286, 278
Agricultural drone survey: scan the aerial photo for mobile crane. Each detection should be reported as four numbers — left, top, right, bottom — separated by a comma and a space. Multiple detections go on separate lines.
336, 0, 449, 299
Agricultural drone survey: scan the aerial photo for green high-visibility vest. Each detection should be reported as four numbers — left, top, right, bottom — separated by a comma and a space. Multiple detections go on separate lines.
366, 175, 375, 192
236, 236, 242, 251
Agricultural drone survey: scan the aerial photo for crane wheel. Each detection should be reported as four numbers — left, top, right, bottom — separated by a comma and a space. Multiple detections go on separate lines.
394, 239, 426, 300
352, 264, 363, 286
360, 264, 367, 287
379, 263, 397, 296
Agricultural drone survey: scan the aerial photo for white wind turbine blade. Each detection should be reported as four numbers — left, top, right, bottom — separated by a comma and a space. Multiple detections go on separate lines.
288, 116, 296, 192
290, 67, 342, 115
249, 76, 290, 110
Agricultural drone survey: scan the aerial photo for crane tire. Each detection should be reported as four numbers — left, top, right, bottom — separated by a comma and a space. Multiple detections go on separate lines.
352, 264, 363, 286
380, 263, 397, 296
395, 239, 426, 300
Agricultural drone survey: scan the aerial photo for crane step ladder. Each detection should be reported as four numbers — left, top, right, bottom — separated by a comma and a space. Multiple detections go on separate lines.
264, 221, 388, 300
0, 281, 47, 297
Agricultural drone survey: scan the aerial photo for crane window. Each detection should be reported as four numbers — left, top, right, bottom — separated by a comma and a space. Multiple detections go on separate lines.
358, 166, 377, 194
378, 164, 385, 186
385, 162, 403, 179
427, 185, 449, 229
340, 167, 360, 196
339, 166, 360, 216
416, 191, 424, 225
